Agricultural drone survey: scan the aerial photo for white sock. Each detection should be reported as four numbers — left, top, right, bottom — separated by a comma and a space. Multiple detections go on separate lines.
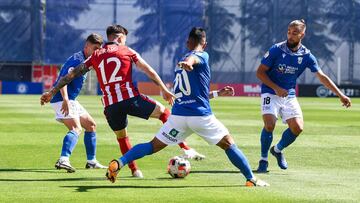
119, 159, 124, 168
274, 145, 281, 153
260, 157, 268, 161
60, 156, 69, 162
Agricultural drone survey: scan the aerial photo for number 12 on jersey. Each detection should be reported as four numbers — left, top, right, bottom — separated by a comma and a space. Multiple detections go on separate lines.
99, 57, 123, 84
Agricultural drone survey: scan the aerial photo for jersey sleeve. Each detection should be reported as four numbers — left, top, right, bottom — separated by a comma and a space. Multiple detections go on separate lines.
261, 45, 278, 69
192, 52, 208, 65
128, 47, 139, 64
307, 53, 320, 73
59, 57, 77, 77
84, 54, 95, 69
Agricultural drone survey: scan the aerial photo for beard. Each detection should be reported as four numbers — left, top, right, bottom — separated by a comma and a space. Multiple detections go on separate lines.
287, 40, 300, 49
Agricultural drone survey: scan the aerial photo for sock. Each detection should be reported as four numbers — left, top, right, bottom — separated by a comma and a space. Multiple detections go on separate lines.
84, 131, 96, 161
159, 108, 170, 124
276, 128, 297, 151
60, 130, 79, 157
225, 144, 254, 180
117, 136, 138, 172
178, 142, 191, 150
120, 142, 153, 166
260, 128, 273, 160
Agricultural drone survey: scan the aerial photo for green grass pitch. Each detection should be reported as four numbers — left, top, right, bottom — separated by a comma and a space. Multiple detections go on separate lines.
0, 95, 359, 202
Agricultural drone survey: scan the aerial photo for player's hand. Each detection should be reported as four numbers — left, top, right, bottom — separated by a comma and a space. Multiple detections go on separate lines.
274, 87, 288, 97
340, 95, 351, 108
182, 148, 205, 161
218, 86, 235, 96
61, 100, 70, 116
162, 89, 175, 106
40, 92, 52, 105
178, 61, 193, 71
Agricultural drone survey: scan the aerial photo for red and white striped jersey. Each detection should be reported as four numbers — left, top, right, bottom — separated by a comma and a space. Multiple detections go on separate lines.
84, 42, 139, 107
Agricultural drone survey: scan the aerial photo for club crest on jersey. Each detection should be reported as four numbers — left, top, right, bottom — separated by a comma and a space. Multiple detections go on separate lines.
298, 57, 303, 64
282, 53, 286, 58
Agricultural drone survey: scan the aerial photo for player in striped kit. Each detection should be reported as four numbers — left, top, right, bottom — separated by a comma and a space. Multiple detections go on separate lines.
41, 25, 205, 178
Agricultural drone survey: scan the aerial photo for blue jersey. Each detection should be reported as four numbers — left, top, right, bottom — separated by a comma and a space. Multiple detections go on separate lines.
261, 41, 320, 96
50, 51, 87, 103
172, 51, 212, 116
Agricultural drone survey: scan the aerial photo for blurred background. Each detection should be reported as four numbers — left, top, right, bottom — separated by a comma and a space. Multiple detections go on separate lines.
0, 0, 359, 97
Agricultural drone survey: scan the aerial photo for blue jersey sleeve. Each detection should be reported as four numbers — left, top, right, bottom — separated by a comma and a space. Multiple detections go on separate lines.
58, 56, 82, 77
307, 53, 320, 73
192, 52, 209, 65
261, 45, 278, 69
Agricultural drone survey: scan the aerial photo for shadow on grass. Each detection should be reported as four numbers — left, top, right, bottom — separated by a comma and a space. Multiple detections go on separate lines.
0, 168, 60, 173
190, 170, 240, 174
0, 177, 105, 182
62, 184, 245, 192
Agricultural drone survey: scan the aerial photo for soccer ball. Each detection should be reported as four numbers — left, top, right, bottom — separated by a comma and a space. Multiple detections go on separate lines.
167, 156, 191, 178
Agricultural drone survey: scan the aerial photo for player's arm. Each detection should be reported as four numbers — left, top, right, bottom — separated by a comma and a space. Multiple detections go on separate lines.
256, 64, 288, 97
177, 55, 200, 71
133, 51, 175, 105
209, 86, 235, 99
59, 85, 70, 116
40, 63, 90, 105
315, 70, 351, 108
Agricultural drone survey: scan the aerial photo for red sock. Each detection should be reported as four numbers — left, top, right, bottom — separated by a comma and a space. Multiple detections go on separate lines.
159, 108, 170, 124
178, 142, 191, 150
117, 136, 138, 173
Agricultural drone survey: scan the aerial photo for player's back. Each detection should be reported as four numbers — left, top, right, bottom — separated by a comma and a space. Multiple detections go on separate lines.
172, 51, 212, 116
89, 42, 139, 107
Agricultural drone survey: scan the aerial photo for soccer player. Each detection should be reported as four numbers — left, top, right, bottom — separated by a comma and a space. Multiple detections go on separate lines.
41, 25, 204, 178
255, 19, 351, 173
50, 33, 106, 173
105, 27, 269, 187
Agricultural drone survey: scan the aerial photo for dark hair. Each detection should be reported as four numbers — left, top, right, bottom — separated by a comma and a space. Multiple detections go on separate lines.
106, 25, 128, 37
288, 19, 306, 32
86, 33, 103, 45
188, 27, 206, 45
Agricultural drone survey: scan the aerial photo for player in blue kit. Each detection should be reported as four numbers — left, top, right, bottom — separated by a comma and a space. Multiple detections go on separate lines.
50, 33, 106, 172
105, 27, 269, 187
255, 20, 351, 173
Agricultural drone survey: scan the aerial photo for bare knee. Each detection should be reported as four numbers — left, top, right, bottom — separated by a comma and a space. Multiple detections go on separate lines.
70, 126, 82, 135
290, 125, 303, 135
264, 123, 275, 132
216, 135, 235, 150
85, 121, 96, 132
150, 137, 167, 153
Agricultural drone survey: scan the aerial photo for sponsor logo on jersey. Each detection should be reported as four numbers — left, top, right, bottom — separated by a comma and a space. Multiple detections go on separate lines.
276, 64, 298, 74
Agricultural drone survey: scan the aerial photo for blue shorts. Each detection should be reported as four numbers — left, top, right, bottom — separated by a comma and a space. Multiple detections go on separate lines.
103, 94, 157, 131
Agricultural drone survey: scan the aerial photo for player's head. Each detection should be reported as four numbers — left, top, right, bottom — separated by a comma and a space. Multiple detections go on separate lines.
106, 25, 128, 45
84, 33, 103, 58
287, 19, 306, 49
187, 27, 207, 50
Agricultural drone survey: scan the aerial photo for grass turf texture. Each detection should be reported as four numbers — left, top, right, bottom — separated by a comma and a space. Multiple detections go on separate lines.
0, 95, 359, 202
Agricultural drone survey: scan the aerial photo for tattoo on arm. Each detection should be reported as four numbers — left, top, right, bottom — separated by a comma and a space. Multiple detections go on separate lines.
51, 63, 90, 95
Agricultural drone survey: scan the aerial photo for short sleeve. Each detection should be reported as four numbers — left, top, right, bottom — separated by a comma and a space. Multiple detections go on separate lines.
59, 58, 76, 77
261, 45, 278, 68
307, 53, 320, 73
128, 47, 139, 63
192, 52, 208, 65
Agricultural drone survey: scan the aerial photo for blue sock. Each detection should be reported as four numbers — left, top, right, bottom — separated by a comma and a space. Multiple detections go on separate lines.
84, 131, 96, 161
225, 144, 254, 180
61, 130, 79, 157
120, 142, 153, 166
260, 128, 273, 159
276, 128, 297, 151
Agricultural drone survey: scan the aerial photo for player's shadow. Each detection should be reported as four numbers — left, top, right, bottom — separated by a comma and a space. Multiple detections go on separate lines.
62, 184, 245, 192
0, 177, 105, 182
0, 168, 59, 173
189, 170, 240, 174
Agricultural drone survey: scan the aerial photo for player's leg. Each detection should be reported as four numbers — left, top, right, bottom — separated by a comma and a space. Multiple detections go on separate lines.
106, 135, 168, 183
104, 102, 141, 177
51, 101, 81, 173
55, 118, 82, 173
271, 97, 303, 169
143, 95, 204, 160
189, 115, 268, 186
80, 111, 106, 169
256, 93, 279, 173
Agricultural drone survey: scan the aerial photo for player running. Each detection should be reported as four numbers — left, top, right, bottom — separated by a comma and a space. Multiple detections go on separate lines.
50, 33, 106, 173
105, 27, 269, 187
255, 19, 351, 173
41, 25, 205, 178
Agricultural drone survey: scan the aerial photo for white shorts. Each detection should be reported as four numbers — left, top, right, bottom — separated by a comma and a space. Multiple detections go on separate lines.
155, 114, 229, 145
261, 93, 303, 123
50, 100, 87, 122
